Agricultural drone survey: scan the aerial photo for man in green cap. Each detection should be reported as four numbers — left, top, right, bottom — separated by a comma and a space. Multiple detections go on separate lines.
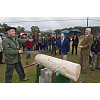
2, 27, 33, 83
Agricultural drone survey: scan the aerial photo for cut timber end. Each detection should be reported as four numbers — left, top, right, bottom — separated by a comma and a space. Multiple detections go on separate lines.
35, 54, 81, 81
74, 64, 81, 81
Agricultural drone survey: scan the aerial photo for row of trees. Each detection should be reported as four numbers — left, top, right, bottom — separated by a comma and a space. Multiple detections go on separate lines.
0, 23, 10, 33
54, 26, 100, 36
0, 23, 40, 34
0, 23, 26, 33
0, 23, 100, 37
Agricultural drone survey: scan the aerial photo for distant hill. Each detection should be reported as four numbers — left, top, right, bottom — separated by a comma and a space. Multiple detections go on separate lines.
40, 31, 45, 34
25, 31, 31, 33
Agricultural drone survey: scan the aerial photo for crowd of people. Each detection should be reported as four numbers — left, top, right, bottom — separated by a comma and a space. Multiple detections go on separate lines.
0, 27, 100, 83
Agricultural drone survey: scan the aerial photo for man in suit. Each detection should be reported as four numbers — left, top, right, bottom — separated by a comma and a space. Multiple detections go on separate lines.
57, 33, 70, 60
72, 33, 79, 55
79, 28, 93, 74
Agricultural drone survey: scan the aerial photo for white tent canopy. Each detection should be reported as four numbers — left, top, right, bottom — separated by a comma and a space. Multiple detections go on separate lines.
45, 29, 55, 34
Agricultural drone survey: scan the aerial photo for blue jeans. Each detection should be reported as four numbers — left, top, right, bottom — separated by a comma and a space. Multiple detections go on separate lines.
89, 55, 92, 63
26, 48, 32, 58
44, 44, 48, 50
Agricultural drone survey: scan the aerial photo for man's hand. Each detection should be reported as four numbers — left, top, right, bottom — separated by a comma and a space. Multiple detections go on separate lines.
29, 39, 33, 42
19, 50, 23, 54
79, 45, 83, 48
67, 52, 69, 54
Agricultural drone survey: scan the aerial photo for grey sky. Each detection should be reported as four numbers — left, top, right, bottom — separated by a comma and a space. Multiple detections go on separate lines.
0, 17, 100, 31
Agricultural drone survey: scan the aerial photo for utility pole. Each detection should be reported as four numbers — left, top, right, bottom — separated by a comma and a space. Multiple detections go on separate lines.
87, 17, 89, 27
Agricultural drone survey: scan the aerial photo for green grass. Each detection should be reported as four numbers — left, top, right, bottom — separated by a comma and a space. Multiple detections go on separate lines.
0, 41, 100, 83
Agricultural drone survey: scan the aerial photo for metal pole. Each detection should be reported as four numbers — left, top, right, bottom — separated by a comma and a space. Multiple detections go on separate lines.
87, 17, 89, 27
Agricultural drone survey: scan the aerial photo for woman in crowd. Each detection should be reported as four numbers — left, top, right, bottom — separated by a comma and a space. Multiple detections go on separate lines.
24, 34, 34, 60
48, 35, 52, 50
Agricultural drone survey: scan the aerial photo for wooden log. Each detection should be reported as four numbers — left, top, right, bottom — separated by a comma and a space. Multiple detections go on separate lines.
35, 54, 81, 81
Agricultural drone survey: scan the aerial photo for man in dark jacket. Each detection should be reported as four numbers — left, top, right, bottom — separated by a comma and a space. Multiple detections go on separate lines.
2, 27, 33, 83
56, 35, 60, 46
66, 35, 70, 52
48, 35, 52, 50
51, 33, 57, 55
66, 35, 70, 43
36, 33, 43, 50
91, 34, 100, 71
72, 33, 79, 55
43, 35, 48, 50
57, 33, 70, 60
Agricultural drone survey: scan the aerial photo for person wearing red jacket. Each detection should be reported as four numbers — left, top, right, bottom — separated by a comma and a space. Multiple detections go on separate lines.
24, 34, 34, 60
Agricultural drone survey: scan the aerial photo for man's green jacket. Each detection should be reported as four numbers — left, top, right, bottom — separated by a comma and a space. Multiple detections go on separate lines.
2, 35, 30, 64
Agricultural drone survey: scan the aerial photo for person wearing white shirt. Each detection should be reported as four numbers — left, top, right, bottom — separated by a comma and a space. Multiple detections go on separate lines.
79, 28, 93, 74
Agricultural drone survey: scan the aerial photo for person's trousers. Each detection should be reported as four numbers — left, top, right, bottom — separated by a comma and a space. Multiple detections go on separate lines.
60, 52, 67, 60
44, 44, 48, 50
79, 52, 88, 72
91, 53, 100, 69
0, 52, 3, 63
26, 47, 33, 58
37, 43, 42, 50
19, 61, 25, 78
48, 44, 51, 50
72, 43, 78, 54
69, 43, 70, 52
89, 55, 92, 63
51, 45, 56, 54
22, 44, 25, 51
5, 62, 25, 83
34, 44, 37, 50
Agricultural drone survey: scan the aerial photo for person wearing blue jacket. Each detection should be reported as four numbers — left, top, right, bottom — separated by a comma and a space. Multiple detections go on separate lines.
57, 33, 70, 60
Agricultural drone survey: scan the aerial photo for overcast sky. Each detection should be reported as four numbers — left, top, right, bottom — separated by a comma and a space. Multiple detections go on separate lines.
0, 17, 100, 31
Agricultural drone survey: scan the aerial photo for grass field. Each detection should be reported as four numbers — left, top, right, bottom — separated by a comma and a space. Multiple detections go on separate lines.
0, 41, 100, 83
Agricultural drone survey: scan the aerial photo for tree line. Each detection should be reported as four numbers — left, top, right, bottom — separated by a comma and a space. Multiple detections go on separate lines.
54, 26, 100, 36
0, 23, 100, 37
0, 23, 40, 34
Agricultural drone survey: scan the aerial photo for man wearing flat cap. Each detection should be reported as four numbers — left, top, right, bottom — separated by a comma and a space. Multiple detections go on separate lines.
2, 27, 33, 83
